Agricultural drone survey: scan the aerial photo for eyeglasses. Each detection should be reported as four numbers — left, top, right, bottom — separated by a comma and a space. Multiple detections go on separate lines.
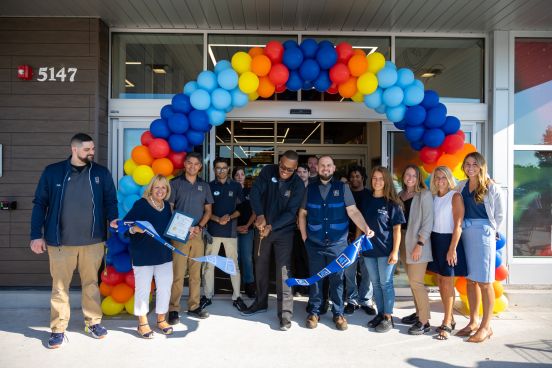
215, 167, 228, 172
279, 164, 296, 173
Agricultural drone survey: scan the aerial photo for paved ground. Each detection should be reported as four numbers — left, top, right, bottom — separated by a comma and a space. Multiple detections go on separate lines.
1, 292, 551, 368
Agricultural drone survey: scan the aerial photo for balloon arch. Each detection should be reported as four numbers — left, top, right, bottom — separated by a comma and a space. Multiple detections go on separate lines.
100, 39, 508, 316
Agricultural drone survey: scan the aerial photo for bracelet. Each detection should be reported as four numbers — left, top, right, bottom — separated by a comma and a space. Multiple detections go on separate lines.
129, 227, 136, 235
416, 240, 424, 246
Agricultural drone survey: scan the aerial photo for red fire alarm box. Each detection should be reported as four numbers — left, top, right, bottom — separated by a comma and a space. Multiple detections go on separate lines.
17, 65, 33, 80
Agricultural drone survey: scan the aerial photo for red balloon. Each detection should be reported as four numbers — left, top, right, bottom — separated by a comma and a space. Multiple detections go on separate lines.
264, 41, 284, 64
441, 133, 465, 154
495, 265, 509, 281
335, 42, 354, 64
327, 83, 338, 94
275, 84, 286, 93
268, 63, 289, 85
419, 146, 442, 164
148, 138, 170, 158
456, 130, 465, 141
141, 131, 154, 146
329, 63, 350, 84
125, 271, 135, 288
168, 151, 186, 169
101, 266, 124, 286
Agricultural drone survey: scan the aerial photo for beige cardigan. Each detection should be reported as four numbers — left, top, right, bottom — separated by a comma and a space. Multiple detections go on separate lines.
403, 189, 434, 264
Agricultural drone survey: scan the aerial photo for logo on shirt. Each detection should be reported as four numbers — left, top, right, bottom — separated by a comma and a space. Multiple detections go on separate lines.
284, 190, 291, 197
333, 190, 340, 197
213, 191, 220, 196
271, 177, 278, 183
228, 191, 234, 197
198, 186, 203, 191
377, 207, 389, 217
95, 177, 100, 184
245, 194, 250, 200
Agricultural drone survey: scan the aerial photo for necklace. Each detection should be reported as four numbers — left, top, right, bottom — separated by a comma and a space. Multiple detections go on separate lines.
149, 196, 164, 211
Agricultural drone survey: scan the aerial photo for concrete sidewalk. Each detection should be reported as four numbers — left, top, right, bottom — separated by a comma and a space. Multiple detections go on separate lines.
0, 291, 551, 368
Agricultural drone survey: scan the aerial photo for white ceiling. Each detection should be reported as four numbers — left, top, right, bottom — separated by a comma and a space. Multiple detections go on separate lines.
1, 0, 552, 32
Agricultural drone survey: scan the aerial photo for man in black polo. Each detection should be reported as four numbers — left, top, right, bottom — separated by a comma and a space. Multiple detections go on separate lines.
241, 150, 305, 331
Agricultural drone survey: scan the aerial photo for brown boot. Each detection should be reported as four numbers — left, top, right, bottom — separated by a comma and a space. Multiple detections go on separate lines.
306, 314, 319, 329
333, 315, 348, 331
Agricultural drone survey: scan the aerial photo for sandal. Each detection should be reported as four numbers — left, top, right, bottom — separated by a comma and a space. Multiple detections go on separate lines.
467, 328, 493, 343
436, 319, 456, 332
157, 319, 174, 335
435, 325, 452, 340
456, 325, 478, 337
137, 323, 154, 339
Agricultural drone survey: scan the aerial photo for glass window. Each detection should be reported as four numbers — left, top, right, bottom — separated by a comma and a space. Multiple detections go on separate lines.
395, 37, 484, 102
112, 33, 203, 99
277, 121, 321, 144
123, 128, 147, 162
513, 151, 552, 257
514, 38, 552, 145
215, 121, 232, 144
233, 121, 275, 144
324, 122, 366, 144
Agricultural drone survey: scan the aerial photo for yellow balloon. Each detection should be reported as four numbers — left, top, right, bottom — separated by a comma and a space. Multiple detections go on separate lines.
231, 51, 252, 74
124, 295, 135, 315
419, 165, 430, 181
351, 91, 364, 103
132, 165, 155, 186
248, 91, 259, 101
452, 162, 466, 180
357, 72, 378, 95
124, 159, 137, 175
101, 296, 125, 316
423, 273, 436, 286
493, 295, 509, 314
167, 174, 175, 181
366, 52, 386, 74
239, 72, 260, 94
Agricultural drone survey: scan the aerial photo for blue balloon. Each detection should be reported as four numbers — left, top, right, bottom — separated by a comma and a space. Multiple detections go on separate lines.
375, 104, 387, 114
231, 88, 248, 108
118, 175, 141, 196
423, 128, 445, 148
386, 104, 406, 122
168, 134, 189, 152
405, 126, 425, 142
160, 104, 175, 120
189, 109, 210, 132
190, 89, 211, 110
211, 88, 232, 110
394, 120, 407, 130
168, 113, 189, 134
413, 79, 424, 89
186, 130, 205, 146
183, 81, 198, 96
299, 59, 320, 82
123, 194, 140, 212
422, 90, 440, 109
150, 119, 170, 138
313, 71, 331, 92
496, 232, 506, 250
286, 70, 303, 91
364, 88, 383, 109
496, 253, 503, 268
106, 236, 127, 256
377, 66, 398, 89
197, 70, 218, 92
404, 85, 425, 106
214, 60, 232, 74
385, 61, 397, 69
300, 38, 318, 58
405, 105, 427, 126
171, 93, 192, 114
396, 68, 415, 88
282, 47, 304, 70
382, 86, 404, 107
117, 226, 130, 243
302, 80, 313, 90
217, 68, 239, 91
105, 250, 113, 265
283, 40, 299, 49
424, 103, 447, 128
442, 116, 461, 135
139, 185, 147, 197
117, 192, 124, 203
410, 139, 424, 151
207, 106, 226, 126
316, 45, 338, 70
113, 252, 132, 273
318, 40, 334, 49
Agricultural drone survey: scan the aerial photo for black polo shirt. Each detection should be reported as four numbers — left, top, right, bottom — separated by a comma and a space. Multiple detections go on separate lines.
169, 175, 214, 225
208, 179, 243, 238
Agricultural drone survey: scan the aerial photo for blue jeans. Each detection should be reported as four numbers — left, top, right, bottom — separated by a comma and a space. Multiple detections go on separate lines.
344, 257, 373, 305
305, 239, 347, 316
363, 257, 396, 315
237, 230, 254, 284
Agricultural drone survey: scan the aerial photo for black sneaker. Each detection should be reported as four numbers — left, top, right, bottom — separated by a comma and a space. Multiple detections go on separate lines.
200, 296, 212, 310
168, 311, 180, 325
47, 332, 66, 349
245, 283, 257, 299
375, 316, 394, 333
187, 307, 209, 319
233, 297, 248, 312
401, 312, 419, 325
85, 324, 107, 339
361, 305, 377, 315
408, 320, 431, 335
344, 303, 359, 315
279, 318, 292, 331
367, 314, 384, 329
240, 303, 268, 316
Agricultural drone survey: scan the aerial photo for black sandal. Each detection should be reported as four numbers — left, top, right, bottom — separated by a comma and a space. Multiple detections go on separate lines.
157, 319, 174, 335
436, 319, 456, 332
137, 323, 154, 339
435, 325, 452, 340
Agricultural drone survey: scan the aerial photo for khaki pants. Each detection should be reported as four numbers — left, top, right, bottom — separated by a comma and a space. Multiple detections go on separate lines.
202, 236, 241, 300
406, 262, 431, 322
169, 236, 205, 312
48, 243, 104, 333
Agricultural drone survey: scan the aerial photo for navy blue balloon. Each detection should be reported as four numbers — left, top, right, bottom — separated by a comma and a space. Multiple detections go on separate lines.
442, 116, 461, 135
169, 134, 189, 152
316, 45, 338, 70
160, 104, 175, 120
423, 128, 445, 148
106, 236, 127, 256
300, 38, 318, 58
496, 253, 503, 268
424, 103, 447, 128
299, 59, 320, 82
410, 139, 424, 151
105, 251, 113, 265
189, 109, 210, 132
394, 120, 407, 130
496, 232, 506, 250
405, 126, 425, 142
283, 47, 304, 70
168, 113, 189, 134
117, 228, 130, 244
113, 252, 132, 273
150, 119, 171, 138
421, 90, 439, 109
286, 70, 303, 91
283, 40, 299, 49
405, 105, 426, 126
171, 93, 192, 114
313, 71, 331, 92
186, 130, 205, 146
318, 40, 334, 49
302, 80, 314, 90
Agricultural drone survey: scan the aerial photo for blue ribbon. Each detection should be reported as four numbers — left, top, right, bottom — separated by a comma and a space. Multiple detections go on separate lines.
285, 235, 373, 287
114, 221, 236, 276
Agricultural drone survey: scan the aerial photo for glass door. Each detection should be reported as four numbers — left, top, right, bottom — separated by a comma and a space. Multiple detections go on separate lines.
110, 118, 150, 184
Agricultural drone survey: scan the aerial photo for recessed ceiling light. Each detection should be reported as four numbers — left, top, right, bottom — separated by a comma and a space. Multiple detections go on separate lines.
125, 61, 142, 65
125, 79, 135, 88
152, 68, 167, 74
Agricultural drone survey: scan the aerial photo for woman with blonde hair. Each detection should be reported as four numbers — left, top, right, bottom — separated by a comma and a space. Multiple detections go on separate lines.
428, 166, 467, 340
456, 152, 504, 342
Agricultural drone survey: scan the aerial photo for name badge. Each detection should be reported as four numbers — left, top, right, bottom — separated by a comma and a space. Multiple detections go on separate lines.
198, 186, 203, 191
228, 191, 234, 197
271, 177, 278, 183
213, 191, 220, 196
245, 194, 250, 200
95, 177, 100, 184
333, 190, 340, 197
284, 190, 291, 197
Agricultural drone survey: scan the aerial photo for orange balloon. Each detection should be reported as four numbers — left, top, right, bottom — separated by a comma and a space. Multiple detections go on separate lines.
257, 76, 275, 98
131, 145, 154, 166
457, 143, 477, 163
348, 54, 368, 77
493, 281, 504, 298
99, 282, 113, 297
422, 161, 437, 174
353, 49, 366, 57
437, 153, 462, 170
111, 282, 134, 303
248, 47, 264, 58
152, 158, 174, 176
455, 277, 467, 295
338, 76, 358, 98
251, 54, 272, 77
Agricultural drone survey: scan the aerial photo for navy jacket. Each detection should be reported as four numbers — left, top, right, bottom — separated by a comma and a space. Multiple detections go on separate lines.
31, 158, 118, 245
306, 180, 349, 245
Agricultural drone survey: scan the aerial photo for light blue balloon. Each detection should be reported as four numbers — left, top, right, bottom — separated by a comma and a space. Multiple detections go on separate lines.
139, 185, 147, 197
207, 106, 226, 126
231, 88, 248, 108
217, 68, 239, 91
214, 60, 232, 74
183, 81, 198, 96
117, 192, 124, 203
375, 104, 387, 114
382, 86, 404, 107
404, 84, 425, 106
197, 70, 218, 92
385, 61, 397, 69
211, 88, 232, 110
386, 104, 407, 122
225, 105, 233, 113
377, 66, 398, 89
119, 175, 141, 196
396, 68, 415, 88
413, 79, 424, 89
123, 194, 140, 212
190, 89, 211, 110
363, 88, 383, 109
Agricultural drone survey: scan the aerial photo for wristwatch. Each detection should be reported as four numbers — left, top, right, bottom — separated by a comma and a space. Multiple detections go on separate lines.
416, 240, 424, 246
